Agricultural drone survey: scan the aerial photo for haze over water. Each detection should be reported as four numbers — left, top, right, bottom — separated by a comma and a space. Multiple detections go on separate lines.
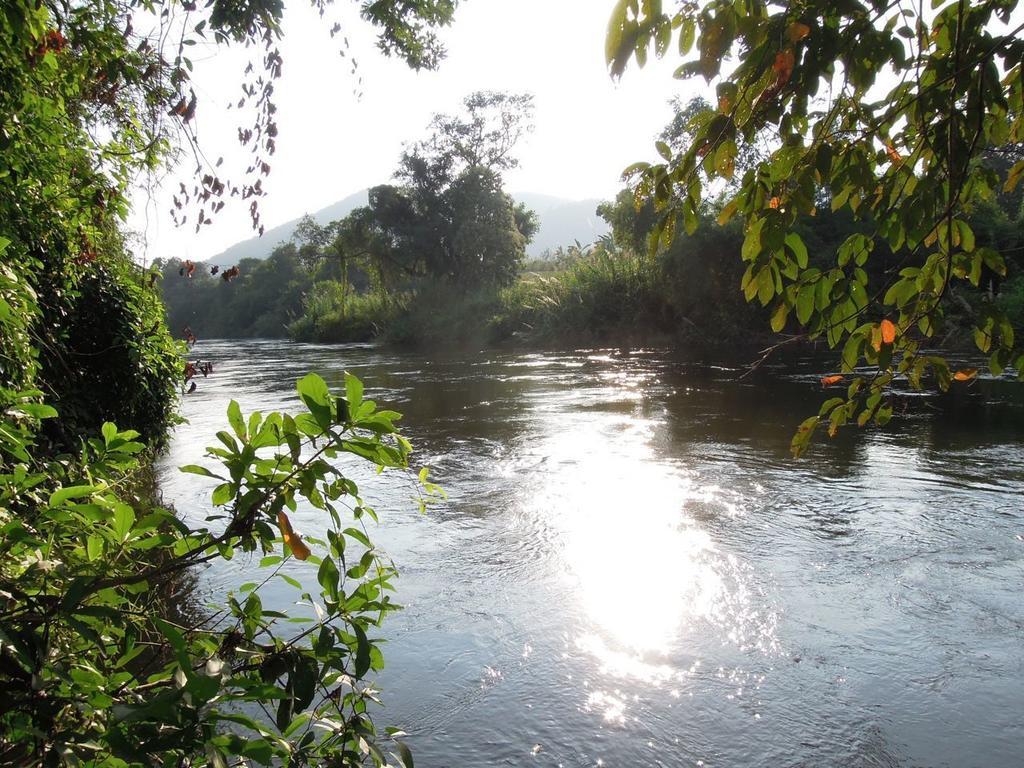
159, 340, 1024, 767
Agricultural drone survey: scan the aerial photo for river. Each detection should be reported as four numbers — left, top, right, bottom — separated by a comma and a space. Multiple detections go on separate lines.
157, 339, 1024, 767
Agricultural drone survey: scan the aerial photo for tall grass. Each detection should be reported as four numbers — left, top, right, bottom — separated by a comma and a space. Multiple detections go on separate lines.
287, 234, 768, 349
493, 243, 677, 344
289, 282, 410, 342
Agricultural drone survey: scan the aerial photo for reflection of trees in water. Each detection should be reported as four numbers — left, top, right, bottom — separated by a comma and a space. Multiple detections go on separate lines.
380, 356, 551, 447
916, 381, 1024, 456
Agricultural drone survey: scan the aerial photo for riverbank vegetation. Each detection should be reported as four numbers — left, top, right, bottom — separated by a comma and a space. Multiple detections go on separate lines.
607, 0, 1024, 454
162, 0, 1024, 463
161, 108, 1024, 356
0, 0, 451, 764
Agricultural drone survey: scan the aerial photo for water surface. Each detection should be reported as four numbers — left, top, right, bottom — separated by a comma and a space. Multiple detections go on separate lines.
157, 340, 1024, 767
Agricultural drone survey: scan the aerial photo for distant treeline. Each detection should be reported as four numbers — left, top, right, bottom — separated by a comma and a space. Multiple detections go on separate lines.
159, 98, 1024, 351
158, 185, 1024, 351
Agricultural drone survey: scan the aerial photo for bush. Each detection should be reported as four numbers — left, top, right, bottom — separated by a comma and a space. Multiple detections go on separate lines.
493, 244, 679, 345
290, 282, 410, 343
37, 259, 181, 446
0, 373, 429, 766
998, 274, 1024, 332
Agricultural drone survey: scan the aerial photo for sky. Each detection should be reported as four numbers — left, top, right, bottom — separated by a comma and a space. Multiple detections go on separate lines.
128, 0, 697, 264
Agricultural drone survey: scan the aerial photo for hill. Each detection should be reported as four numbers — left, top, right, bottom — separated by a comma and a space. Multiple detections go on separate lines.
210, 190, 609, 265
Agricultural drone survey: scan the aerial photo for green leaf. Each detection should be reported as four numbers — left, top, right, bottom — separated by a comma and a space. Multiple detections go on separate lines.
86, 535, 104, 561
791, 416, 819, 458
679, 16, 695, 54
770, 301, 789, 332
785, 232, 808, 269
353, 623, 372, 678
277, 572, 303, 590
979, 247, 1006, 276
112, 504, 136, 542
12, 402, 58, 420
741, 217, 765, 262
395, 741, 415, 768
756, 268, 775, 306
227, 400, 246, 440
180, 464, 225, 480
212, 483, 235, 506
344, 372, 364, 415
796, 284, 815, 324
317, 557, 340, 602
343, 527, 372, 548
297, 373, 333, 429
49, 485, 96, 507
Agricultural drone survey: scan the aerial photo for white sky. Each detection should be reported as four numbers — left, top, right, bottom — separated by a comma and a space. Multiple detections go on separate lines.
128, 0, 695, 264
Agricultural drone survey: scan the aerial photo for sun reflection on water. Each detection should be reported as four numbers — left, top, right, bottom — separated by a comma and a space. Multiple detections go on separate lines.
538, 414, 727, 654
528, 395, 778, 725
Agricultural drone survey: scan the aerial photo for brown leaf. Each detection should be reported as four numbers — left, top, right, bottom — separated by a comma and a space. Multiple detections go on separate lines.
772, 50, 795, 87
787, 22, 811, 43
278, 511, 311, 561
880, 319, 897, 345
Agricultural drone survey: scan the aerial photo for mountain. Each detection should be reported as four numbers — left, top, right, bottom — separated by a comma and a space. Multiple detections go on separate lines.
513, 192, 609, 256
209, 189, 609, 266
210, 190, 369, 267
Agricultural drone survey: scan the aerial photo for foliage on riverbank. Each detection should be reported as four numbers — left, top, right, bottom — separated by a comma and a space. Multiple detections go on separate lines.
1, 372, 430, 765
1, 0, 456, 763
160, 185, 1023, 354
161, 89, 1024, 356
609, 0, 1024, 453
0, 2, 182, 446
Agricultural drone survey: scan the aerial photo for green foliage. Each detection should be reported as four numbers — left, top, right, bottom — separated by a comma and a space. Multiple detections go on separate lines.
410, 90, 535, 173
0, 241, 38, 398
385, 280, 511, 347
290, 284, 411, 343
307, 92, 537, 292
2, 0, 460, 444
999, 274, 1024, 330
0, 1, 467, 765
40, 259, 181, 446
161, 91, 538, 343
496, 239, 675, 345
0, 373, 430, 766
0, 0, 182, 448
160, 245, 315, 339
608, 0, 1024, 454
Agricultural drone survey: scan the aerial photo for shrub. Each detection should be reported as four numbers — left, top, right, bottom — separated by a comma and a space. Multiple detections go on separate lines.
37, 259, 181, 446
0, 372, 429, 766
290, 283, 410, 343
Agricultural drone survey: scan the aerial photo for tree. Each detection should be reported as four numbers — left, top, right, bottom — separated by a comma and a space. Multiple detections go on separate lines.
606, 0, 1024, 454
401, 90, 536, 180
325, 91, 538, 291
1, 0, 460, 434
446, 167, 530, 288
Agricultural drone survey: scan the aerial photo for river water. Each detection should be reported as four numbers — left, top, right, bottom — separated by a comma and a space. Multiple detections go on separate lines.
157, 339, 1024, 768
